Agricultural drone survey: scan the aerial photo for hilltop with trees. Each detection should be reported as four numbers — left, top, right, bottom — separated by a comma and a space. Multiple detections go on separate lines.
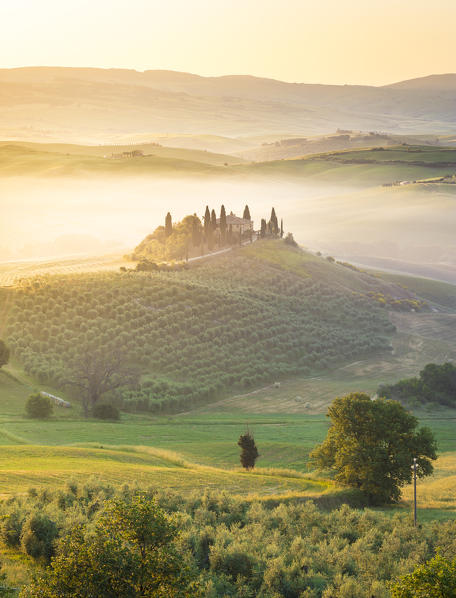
132, 206, 282, 264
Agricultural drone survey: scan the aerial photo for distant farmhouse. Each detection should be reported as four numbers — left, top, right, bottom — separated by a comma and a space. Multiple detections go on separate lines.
110, 150, 144, 159
216, 211, 253, 233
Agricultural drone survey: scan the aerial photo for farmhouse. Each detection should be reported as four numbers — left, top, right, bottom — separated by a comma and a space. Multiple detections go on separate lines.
110, 150, 144, 159
217, 212, 253, 233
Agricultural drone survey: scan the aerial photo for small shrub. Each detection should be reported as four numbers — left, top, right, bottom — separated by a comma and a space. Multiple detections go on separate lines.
25, 393, 53, 419
20, 513, 58, 562
92, 403, 120, 420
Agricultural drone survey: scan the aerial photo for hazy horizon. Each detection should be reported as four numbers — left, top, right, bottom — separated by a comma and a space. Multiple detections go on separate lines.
2, 64, 455, 89
2, 0, 456, 87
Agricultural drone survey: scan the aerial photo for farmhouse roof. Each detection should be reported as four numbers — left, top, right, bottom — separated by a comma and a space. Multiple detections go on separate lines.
216, 212, 252, 226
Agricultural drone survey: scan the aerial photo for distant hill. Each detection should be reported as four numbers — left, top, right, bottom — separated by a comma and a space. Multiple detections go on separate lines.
236, 132, 441, 162
1, 142, 455, 186
1, 67, 456, 142
386, 73, 456, 90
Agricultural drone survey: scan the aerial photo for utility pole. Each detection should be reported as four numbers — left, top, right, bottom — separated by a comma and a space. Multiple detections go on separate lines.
413, 457, 417, 527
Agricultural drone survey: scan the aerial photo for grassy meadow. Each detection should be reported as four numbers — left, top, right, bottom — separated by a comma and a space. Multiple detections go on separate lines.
1, 142, 456, 187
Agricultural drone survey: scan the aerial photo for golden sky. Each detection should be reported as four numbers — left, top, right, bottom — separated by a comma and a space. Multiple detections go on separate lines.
1, 0, 455, 86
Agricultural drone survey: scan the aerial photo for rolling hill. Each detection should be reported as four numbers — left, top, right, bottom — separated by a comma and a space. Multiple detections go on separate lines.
1, 240, 407, 414
2, 67, 456, 142
1, 141, 456, 185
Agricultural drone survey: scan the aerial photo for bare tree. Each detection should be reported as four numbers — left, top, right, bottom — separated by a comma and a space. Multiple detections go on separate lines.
65, 347, 138, 417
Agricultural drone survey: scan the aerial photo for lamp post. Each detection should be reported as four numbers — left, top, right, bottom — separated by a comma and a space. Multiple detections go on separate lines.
412, 457, 417, 527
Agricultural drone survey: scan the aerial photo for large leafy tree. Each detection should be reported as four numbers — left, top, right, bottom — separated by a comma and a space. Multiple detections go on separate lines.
391, 553, 456, 598
20, 495, 199, 598
0, 340, 9, 369
66, 345, 138, 417
310, 393, 437, 504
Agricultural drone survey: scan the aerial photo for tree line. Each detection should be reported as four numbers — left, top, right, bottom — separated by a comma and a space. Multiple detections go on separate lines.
132, 205, 284, 263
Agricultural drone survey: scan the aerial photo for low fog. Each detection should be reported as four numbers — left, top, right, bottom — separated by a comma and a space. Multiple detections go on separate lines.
1, 176, 456, 282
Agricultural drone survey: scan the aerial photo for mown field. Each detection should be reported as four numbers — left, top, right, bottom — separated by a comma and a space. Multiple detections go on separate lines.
0, 355, 455, 521
0, 254, 132, 287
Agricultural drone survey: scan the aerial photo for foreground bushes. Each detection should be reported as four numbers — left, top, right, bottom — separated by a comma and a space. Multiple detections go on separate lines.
0, 484, 455, 596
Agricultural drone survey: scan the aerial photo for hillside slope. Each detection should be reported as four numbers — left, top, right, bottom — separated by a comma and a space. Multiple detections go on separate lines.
1, 240, 406, 414
1, 142, 455, 185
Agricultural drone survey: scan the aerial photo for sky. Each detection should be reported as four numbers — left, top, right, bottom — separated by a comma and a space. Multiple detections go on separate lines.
0, 0, 455, 86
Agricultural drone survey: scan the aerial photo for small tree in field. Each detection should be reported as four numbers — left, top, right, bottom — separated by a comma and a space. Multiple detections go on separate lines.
238, 431, 259, 470
391, 553, 456, 598
26, 393, 53, 419
311, 393, 437, 504
0, 340, 9, 369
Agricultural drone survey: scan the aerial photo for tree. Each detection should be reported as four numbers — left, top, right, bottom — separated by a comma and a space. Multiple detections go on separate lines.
260, 219, 267, 238
310, 393, 437, 504
26, 393, 53, 419
65, 346, 138, 417
20, 494, 199, 598
269, 208, 279, 235
280, 219, 284, 238
391, 553, 456, 598
243, 205, 251, 221
165, 212, 173, 237
203, 206, 211, 237
210, 209, 217, 231
219, 205, 227, 244
0, 340, 9, 369
238, 431, 259, 470
191, 214, 202, 247
227, 224, 233, 245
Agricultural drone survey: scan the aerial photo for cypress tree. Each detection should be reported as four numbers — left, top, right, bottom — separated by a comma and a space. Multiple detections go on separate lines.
191, 215, 201, 247
228, 224, 233, 245
260, 219, 267, 238
165, 212, 172, 237
243, 205, 251, 221
203, 206, 211, 236
270, 207, 278, 235
203, 206, 211, 247
280, 218, 284, 238
220, 205, 227, 244
211, 208, 217, 231
238, 430, 259, 470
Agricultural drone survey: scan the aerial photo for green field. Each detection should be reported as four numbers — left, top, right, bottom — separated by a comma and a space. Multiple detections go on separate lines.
0, 358, 455, 519
1, 142, 456, 186
0, 240, 455, 523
